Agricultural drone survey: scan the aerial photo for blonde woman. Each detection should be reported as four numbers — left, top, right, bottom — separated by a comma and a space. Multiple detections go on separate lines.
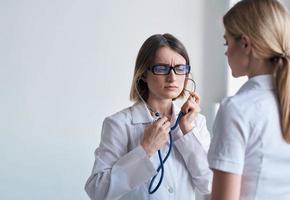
85, 33, 212, 200
208, 0, 290, 199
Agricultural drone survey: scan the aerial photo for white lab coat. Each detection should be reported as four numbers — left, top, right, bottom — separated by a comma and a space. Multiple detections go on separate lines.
85, 102, 212, 200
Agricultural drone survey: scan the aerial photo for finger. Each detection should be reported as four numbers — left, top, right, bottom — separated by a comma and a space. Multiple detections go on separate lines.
159, 121, 171, 133
155, 116, 169, 126
187, 92, 200, 104
162, 121, 171, 129
181, 101, 193, 113
183, 101, 201, 114
192, 103, 201, 113
190, 101, 201, 112
186, 91, 195, 99
192, 93, 200, 104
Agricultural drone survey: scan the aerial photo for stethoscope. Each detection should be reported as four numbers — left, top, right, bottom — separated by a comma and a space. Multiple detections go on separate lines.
146, 77, 197, 194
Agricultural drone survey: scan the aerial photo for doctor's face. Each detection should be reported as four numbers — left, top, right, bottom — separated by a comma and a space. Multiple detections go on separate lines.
224, 32, 249, 77
145, 46, 187, 101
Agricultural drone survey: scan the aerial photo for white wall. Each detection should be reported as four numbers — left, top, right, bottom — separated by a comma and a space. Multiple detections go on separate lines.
285, 0, 290, 8
201, 0, 229, 132
0, 0, 229, 200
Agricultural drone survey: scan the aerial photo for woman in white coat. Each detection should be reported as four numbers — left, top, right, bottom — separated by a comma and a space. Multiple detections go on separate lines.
85, 33, 212, 200
208, 0, 290, 199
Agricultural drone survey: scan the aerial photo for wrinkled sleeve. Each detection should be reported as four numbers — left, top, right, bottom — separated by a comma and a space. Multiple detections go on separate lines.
85, 116, 156, 200
208, 99, 248, 175
174, 115, 212, 194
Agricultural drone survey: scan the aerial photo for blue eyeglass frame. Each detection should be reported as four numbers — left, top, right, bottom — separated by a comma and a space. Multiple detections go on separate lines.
148, 64, 191, 75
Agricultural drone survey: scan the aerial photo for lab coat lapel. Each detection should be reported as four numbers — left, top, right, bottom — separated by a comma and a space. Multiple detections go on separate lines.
131, 102, 153, 124
131, 102, 180, 124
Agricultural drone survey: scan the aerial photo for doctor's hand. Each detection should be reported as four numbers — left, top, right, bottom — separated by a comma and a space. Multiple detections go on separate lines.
141, 117, 171, 157
179, 92, 201, 134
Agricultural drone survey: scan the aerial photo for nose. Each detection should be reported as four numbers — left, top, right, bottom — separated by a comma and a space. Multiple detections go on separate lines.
167, 69, 176, 82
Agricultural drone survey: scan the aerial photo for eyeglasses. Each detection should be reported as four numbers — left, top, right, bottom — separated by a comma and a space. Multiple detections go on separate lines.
148, 64, 191, 75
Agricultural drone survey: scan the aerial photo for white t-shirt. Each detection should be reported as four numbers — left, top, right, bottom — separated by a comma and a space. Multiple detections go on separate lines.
208, 75, 290, 199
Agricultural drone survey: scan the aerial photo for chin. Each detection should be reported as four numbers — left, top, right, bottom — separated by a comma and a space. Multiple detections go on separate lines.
162, 95, 176, 100
232, 73, 239, 78
232, 72, 247, 78
164, 92, 179, 99
232, 71, 243, 78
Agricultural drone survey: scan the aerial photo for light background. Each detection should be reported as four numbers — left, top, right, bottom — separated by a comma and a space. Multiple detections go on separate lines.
1, 0, 289, 200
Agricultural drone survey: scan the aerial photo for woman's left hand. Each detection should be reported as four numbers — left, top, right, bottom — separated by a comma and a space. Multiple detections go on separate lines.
179, 92, 201, 134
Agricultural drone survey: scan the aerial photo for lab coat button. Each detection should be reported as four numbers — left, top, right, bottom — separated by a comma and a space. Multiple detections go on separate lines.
168, 186, 174, 193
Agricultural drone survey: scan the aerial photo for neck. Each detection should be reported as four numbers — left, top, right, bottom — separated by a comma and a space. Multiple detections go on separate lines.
247, 54, 275, 78
146, 97, 172, 118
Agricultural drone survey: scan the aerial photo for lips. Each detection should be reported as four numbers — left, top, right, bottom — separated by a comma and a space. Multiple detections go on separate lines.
165, 85, 178, 90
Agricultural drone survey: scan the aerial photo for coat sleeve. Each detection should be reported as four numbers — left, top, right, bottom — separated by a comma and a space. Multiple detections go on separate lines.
85, 116, 156, 200
174, 114, 212, 194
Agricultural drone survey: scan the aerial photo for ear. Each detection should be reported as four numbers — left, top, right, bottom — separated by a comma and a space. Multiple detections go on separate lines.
240, 35, 252, 54
141, 74, 147, 82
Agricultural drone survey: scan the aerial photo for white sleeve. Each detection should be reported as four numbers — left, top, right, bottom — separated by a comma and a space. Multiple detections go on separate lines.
85, 117, 156, 200
174, 115, 212, 194
208, 99, 249, 175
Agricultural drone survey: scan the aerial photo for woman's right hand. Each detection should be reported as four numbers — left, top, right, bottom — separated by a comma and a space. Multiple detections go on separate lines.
141, 117, 171, 157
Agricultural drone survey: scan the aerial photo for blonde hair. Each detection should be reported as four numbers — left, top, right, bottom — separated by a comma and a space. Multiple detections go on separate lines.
224, 0, 290, 143
130, 33, 190, 103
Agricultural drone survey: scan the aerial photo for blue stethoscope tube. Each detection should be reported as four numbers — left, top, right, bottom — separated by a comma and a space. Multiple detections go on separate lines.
148, 111, 184, 194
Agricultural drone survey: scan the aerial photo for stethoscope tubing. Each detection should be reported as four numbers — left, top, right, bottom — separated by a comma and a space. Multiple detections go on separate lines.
148, 111, 184, 194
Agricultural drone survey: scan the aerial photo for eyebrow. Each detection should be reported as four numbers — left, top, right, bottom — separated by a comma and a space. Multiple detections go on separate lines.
153, 63, 186, 66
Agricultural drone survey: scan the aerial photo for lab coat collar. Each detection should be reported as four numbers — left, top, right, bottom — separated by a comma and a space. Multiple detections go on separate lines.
237, 74, 275, 94
131, 101, 180, 124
